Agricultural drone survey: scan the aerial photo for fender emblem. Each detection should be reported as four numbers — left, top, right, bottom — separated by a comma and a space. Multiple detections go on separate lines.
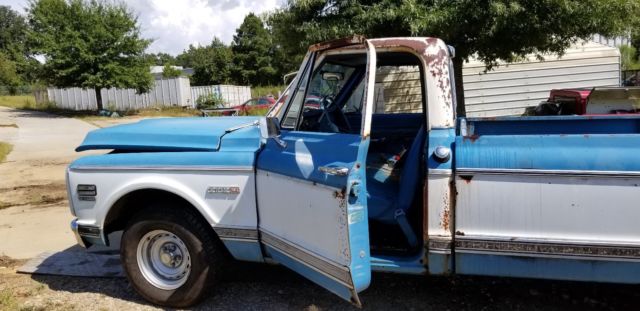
206, 186, 240, 194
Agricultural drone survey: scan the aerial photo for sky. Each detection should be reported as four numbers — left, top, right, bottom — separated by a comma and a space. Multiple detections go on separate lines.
1, 0, 283, 55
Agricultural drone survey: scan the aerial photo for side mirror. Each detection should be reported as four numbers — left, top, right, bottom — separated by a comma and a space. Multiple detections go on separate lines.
259, 117, 286, 148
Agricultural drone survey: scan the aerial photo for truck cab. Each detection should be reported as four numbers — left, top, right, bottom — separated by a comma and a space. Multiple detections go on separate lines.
67, 37, 640, 308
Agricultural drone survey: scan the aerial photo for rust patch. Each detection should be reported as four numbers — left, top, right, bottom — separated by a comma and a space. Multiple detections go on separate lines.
334, 187, 346, 199
309, 35, 366, 52
459, 175, 473, 183
463, 134, 480, 143
370, 38, 453, 107
440, 206, 450, 231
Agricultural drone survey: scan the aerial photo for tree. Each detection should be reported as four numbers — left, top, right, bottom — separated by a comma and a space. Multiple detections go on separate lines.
161, 64, 182, 79
27, 0, 153, 110
270, 0, 640, 115
144, 52, 176, 66
0, 5, 40, 84
232, 13, 277, 86
620, 45, 640, 71
177, 38, 233, 86
0, 52, 20, 90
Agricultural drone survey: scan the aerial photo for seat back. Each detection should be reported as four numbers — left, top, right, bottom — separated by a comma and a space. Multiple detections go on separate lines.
396, 125, 426, 212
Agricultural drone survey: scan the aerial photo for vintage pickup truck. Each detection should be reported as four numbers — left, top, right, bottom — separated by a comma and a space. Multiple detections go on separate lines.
67, 36, 640, 307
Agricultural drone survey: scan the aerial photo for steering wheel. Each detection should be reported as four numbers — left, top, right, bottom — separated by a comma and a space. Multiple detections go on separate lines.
321, 95, 352, 133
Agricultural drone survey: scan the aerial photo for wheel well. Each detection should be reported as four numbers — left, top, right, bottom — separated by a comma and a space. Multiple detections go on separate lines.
104, 189, 212, 240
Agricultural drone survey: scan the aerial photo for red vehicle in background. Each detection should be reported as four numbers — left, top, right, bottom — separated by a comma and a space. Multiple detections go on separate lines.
221, 96, 276, 116
531, 87, 640, 116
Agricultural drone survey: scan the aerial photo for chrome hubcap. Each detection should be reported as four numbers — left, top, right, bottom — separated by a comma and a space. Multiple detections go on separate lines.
137, 230, 191, 290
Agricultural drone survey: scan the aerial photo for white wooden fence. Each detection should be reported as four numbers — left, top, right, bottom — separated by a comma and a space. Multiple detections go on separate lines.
190, 85, 251, 107
35, 77, 192, 110
35, 78, 252, 111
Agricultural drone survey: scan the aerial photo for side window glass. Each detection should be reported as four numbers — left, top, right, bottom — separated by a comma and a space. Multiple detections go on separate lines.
342, 78, 364, 113
282, 55, 314, 129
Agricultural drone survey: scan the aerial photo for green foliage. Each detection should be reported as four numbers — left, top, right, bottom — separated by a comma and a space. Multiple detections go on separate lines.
270, 0, 640, 114
177, 38, 233, 86
0, 52, 20, 90
232, 13, 277, 86
620, 45, 640, 70
272, 0, 639, 65
251, 85, 284, 98
162, 64, 182, 78
27, 0, 153, 110
144, 52, 176, 66
0, 5, 39, 84
196, 93, 225, 109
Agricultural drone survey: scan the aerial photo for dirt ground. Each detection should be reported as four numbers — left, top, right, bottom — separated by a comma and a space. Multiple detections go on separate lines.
2, 256, 640, 311
1, 106, 640, 310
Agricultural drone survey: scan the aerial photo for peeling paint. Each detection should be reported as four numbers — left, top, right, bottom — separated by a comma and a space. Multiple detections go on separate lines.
440, 205, 450, 231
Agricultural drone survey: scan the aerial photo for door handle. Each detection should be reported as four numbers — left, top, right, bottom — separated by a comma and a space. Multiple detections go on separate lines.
318, 166, 349, 176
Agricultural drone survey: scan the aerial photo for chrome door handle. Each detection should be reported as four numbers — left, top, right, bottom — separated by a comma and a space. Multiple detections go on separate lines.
319, 166, 349, 176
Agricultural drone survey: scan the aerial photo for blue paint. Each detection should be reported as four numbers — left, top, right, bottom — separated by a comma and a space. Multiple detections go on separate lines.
428, 252, 452, 275
76, 116, 262, 152
466, 115, 640, 135
69, 151, 256, 169
220, 239, 264, 262
347, 131, 372, 294
370, 253, 426, 274
257, 128, 371, 302
427, 128, 455, 170
456, 134, 640, 171
456, 253, 640, 284
263, 244, 355, 302
256, 130, 361, 188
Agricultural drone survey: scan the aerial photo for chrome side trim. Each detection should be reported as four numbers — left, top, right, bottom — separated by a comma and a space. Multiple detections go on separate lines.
456, 168, 640, 178
70, 219, 85, 248
214, 227, 258, 240
428, 168, 452, 176
428, 237, 452, 254
69, 165, 254, 172
260, 230, 353, 288
455, 237, 640, 260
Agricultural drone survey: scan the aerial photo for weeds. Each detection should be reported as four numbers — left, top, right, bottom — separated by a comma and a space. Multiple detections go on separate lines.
251, 85, 284, 98
0, 142, 13, 163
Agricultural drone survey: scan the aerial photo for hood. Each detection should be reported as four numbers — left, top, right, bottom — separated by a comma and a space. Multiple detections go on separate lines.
76, 116, 262, 152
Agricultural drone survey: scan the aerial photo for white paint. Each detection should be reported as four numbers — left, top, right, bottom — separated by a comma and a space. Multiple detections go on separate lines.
455, 174, 640, 243
427, 175, 453, 238
68, 169, 257, 232
256, 170, 350, 266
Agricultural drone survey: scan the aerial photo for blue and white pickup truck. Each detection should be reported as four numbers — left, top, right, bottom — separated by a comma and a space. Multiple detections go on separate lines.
67, 37, 640, 307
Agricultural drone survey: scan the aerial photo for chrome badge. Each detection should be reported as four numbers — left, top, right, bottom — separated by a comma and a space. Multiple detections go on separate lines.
206, 186, 240, 194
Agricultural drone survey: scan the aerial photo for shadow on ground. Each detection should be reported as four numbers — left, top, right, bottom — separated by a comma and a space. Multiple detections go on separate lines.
29, 251, 640, 310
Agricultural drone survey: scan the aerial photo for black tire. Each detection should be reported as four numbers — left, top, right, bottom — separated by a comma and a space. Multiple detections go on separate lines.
121, 204, 227, 308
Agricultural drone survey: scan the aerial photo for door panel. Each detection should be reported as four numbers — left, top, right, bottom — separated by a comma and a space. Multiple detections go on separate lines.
255, 40, 377, 305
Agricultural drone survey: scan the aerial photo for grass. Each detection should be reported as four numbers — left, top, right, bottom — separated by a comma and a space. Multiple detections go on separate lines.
251, 85, 285, 98
0, 95, 38, 109
0, 289, 18, 310
0, 142, 13, 163
0, 95, 201, 120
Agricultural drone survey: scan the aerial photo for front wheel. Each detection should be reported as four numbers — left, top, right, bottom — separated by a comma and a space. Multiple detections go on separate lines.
121, 205, 227, 308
